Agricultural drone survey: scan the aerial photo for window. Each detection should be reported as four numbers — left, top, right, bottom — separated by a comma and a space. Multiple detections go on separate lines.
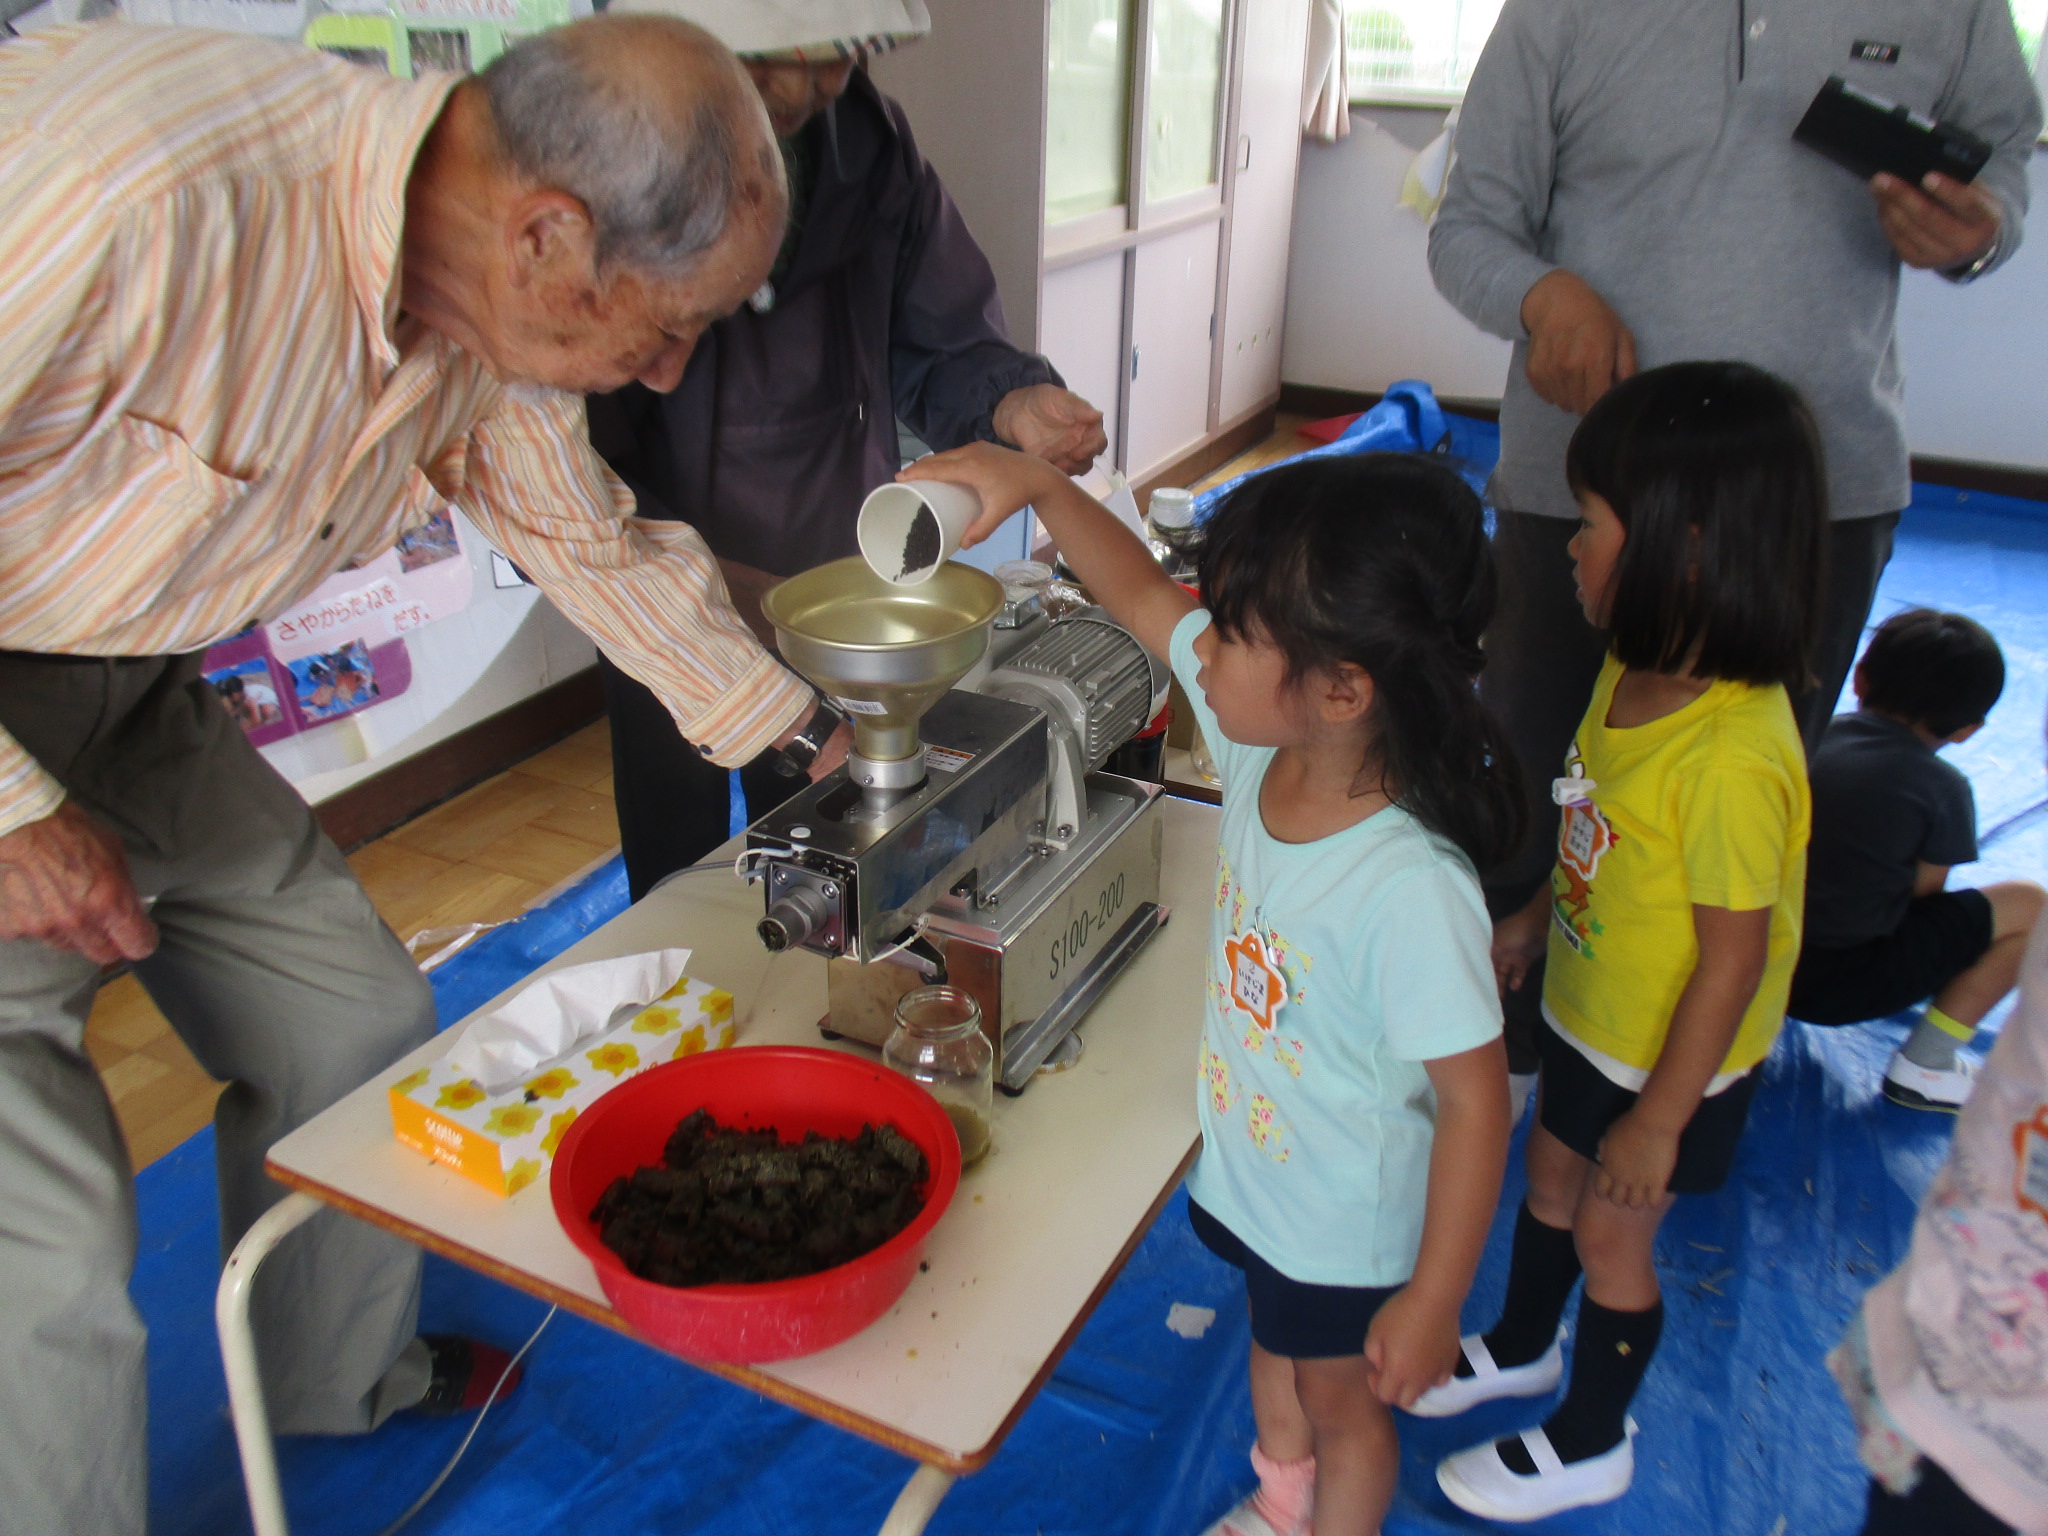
2016, 0, 2046, 71
1343, 0, 1506, 105
1344, 0, 2048, 107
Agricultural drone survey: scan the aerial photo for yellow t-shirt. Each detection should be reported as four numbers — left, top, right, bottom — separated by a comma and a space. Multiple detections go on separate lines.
1543, 655, 1810, 1078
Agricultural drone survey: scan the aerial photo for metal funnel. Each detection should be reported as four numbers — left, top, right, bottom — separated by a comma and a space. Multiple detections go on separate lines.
762, 557, 1004, 795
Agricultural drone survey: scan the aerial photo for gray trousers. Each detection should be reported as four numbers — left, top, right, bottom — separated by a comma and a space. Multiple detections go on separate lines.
0, 653, 436, 1535
1480, 509, 1899, 1071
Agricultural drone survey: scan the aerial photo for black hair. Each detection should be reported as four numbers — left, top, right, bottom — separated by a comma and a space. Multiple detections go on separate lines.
1566, 360, 1827, 689
1198, 453, 1524, 871
1856, 607, 2005, 737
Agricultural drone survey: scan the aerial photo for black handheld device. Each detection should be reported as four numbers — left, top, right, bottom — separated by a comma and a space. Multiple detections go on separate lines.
1793, 76, 1994, 186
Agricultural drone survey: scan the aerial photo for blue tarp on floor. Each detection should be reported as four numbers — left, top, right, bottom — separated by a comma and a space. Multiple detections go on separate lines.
138, 470, 2047, 1535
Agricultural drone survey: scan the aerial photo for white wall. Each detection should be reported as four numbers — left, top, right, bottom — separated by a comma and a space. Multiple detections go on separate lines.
264, 521, 596, 804
1284, 108, 2048, 472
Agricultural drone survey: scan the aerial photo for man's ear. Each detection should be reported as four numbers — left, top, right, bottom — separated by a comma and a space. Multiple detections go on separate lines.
1319, 662, 1374, 724
1850, 660, 1870, 706
504, 189, 598, 290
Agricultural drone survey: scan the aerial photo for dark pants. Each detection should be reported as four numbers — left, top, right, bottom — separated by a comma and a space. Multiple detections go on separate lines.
1481, 509, 1899, 1071
0, 654, 436, 1533
599, 652, 800, 901
1862, 1462, 2014, 1536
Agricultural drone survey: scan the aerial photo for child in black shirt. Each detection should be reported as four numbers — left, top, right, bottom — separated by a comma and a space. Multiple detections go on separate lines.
1791, 609, 2045, 1110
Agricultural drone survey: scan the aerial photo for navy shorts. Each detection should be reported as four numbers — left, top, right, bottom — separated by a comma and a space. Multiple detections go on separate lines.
1791, 889, 1995, 1026
1536, 1021, 1760, 1195
1187, 1199, 1399, 1359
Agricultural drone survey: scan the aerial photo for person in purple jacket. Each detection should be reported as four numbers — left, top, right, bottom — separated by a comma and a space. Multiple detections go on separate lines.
588, 0, 1108, 898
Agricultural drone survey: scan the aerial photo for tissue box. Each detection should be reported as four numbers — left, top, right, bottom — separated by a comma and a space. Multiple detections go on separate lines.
389, 975, 734, 1196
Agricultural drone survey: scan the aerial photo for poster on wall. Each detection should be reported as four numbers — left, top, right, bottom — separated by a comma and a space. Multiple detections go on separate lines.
264, 507, 473, 667
114, 0, 595, 72
201, 625, 418, 743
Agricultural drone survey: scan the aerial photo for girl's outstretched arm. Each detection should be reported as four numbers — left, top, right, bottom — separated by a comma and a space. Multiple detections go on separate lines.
1365, 1036, 1512, 1407
899, 443, 1196, 658
1594, 903, 1769, 1209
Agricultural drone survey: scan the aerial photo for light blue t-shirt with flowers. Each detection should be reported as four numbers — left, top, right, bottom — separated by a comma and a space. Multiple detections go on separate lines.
1172, 609, 1502, 1287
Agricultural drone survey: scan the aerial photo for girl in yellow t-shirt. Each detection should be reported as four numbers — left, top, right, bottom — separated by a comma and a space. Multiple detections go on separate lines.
1420, 361, 1826, 1522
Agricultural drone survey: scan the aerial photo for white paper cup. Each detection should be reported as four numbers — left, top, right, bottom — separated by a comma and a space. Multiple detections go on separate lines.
858, 481, 983, 585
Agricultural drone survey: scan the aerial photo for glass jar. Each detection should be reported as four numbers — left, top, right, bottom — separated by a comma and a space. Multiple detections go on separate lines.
1187, 719, 1222, 785
1144, 487, 1203, 580
884, 986, 995, 1168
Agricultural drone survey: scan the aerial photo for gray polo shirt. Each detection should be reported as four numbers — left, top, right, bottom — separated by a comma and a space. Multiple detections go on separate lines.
1430, 0, 2042, 522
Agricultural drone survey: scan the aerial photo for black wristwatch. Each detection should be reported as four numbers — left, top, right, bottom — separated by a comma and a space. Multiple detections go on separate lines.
768, 694, 845, 778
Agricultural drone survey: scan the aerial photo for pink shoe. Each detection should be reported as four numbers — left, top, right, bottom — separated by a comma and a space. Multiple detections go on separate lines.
1198, 1446, 1314, 1536
1196, 1496, 1300, 1536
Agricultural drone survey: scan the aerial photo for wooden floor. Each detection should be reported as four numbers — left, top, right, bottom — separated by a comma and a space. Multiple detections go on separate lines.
85, 414, 1320, 1172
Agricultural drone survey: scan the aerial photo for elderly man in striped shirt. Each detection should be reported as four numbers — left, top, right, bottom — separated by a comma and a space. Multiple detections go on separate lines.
0, 15, 852, 1528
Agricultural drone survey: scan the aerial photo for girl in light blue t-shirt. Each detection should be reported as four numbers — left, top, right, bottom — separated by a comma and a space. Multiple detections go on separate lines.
901, 445, 1518, 1536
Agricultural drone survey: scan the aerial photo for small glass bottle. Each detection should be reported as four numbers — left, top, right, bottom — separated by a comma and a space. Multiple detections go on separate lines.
1144, 487, 1203, 579
884, 986, 995, 1167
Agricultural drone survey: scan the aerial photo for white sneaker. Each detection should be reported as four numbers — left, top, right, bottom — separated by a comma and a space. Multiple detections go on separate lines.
1436, 1420, 1636, 1521
1196, 1495, 1299, 1536
1883, 1050, 1977, 1113
1406, 1327, 1565, 1418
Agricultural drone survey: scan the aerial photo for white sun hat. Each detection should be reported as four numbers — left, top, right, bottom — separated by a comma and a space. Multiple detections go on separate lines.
603, 0, 931, 61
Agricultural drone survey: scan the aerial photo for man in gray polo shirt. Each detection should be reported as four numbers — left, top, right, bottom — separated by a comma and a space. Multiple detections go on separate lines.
1430, 0, 2040, 1096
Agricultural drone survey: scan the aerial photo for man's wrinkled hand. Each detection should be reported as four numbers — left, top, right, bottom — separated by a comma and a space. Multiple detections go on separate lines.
991, 384, 1108, 475
0, 801, 157, 965
1520, 269, 1637, 416
1871, 172, 2001, 272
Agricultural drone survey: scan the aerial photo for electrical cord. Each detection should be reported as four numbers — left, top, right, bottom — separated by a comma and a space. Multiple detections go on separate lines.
371, 1306, 557, 1536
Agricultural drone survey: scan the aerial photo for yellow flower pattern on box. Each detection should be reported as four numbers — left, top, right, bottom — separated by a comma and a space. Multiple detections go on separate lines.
504, 1159, 542, 1196
388, 973, 735, 1197
540, 1107, 579, 1157
522, 1067, 578, 1100
435, 1080, 488, 1112
586, 1041, 640, 1078
483, 1104, 542, 1138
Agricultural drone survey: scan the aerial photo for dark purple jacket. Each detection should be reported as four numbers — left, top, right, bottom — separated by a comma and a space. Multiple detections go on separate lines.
586, 72, 1060, 578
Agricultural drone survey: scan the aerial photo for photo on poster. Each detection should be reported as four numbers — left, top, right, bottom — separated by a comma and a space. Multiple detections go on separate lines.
394, 506, 461, 572
286, 640, 381, 723
203, 655, 285, 736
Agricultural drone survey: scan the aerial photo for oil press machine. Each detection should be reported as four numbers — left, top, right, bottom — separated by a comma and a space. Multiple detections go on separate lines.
739, 557, 1170, 1092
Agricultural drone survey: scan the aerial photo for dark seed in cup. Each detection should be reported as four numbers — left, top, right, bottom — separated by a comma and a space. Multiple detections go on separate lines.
898, 506, 941, 580
591, 1107, 929, 1286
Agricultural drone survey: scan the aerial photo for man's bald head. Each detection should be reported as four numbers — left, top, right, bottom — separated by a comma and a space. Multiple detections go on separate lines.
479, 15, 784, 276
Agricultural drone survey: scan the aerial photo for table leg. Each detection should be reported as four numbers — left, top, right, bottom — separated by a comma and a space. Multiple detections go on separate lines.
215, 1192, 323, 1536
878, 1464, 956, 1536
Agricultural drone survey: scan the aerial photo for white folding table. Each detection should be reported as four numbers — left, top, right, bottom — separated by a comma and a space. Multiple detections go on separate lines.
217, 793, 1219, 1536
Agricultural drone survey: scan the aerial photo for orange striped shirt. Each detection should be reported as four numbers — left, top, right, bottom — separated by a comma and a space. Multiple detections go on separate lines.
0, 22, 811, 836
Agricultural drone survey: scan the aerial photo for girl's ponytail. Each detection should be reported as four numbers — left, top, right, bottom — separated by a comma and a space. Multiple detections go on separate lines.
1199, 454, 1525, 871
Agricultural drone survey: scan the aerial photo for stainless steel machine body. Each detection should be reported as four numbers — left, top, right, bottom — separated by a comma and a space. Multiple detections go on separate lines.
745, 557, 1171, 1091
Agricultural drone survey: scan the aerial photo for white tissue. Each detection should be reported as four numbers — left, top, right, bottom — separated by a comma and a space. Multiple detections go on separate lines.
442, 948, 693, 1093
1101, 469, 1147, 541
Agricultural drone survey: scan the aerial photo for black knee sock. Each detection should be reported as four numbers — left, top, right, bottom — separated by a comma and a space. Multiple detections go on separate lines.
1528, 1296, 1663, 1466
1457, 1204, 1581, 1377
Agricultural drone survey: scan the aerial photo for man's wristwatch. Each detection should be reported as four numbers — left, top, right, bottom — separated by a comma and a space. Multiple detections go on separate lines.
767, 694, 845, 778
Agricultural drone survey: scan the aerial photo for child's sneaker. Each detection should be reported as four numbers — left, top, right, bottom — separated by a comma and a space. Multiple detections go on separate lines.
1436, 1419, 1636, 1521
1406, 1327, 1565, 1418
1883, 1050, 1976, 1113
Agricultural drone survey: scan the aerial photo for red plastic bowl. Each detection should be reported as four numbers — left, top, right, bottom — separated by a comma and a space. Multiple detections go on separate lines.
550, 1046, 961, 1364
